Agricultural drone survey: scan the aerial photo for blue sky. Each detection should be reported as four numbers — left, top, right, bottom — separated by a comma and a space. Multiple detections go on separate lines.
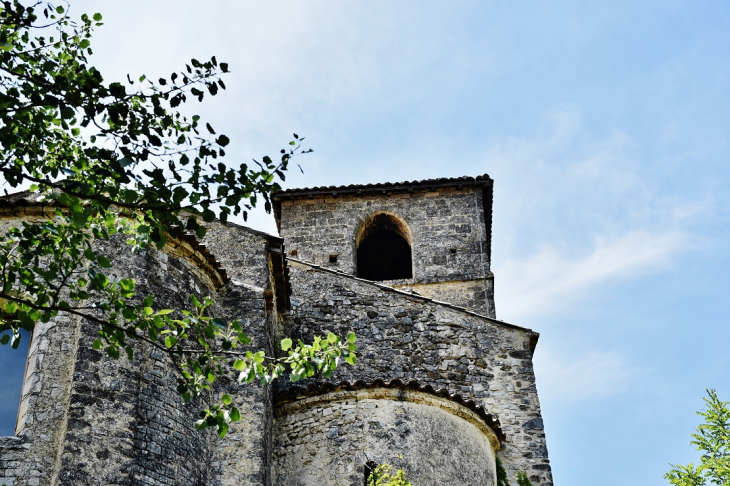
1, 1, 728, 483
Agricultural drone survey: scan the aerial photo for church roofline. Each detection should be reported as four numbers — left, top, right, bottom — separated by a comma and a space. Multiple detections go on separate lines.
0, 192, 287, 293
272, 174, 493, 201
287, 257, 539, 347
273, 378, 506, 443
272, 175, 494, 262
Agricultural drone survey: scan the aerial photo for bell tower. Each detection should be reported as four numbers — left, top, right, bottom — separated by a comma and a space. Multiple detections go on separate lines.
273, 175, 496, 317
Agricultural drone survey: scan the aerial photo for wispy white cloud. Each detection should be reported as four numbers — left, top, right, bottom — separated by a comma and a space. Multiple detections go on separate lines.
496, 230, 689, 321
535, 348, 638, 403
480, 106, 708, 322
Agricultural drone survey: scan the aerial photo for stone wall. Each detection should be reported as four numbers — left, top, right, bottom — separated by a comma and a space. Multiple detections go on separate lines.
272, 388, 498, 486
0, 310, 79, 486
202, 221, 280, 486
0, 216, 87, 486
56, 238, 215, 486
1, 190, 554, 486
278, 261, 553, 485
0, 215, 280, 486
277, 187, 495, 317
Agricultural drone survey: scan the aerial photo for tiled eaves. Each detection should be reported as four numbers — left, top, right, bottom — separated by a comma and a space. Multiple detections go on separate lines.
272, 174, 493, 200
273, 378, 506, 443
271, 174, 495, 261
0, 194, 298, 301
288, 257, 538, 341
0, 197, 233, 289
166, 228, 230, 289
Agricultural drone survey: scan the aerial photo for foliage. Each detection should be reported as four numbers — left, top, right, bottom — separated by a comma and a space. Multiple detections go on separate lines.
496, 458, 533, 486
366, 463, 412, 486
497, 457, 510, 486
665, 389, 730, 486
516, 472, 534, 486
0, 0, 355, 437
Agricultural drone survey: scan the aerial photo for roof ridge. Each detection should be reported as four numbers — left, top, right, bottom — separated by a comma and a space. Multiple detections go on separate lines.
287, 257, 533, 333
273, 174, 492, 199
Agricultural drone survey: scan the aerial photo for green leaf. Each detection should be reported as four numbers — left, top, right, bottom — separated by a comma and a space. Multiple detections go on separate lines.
203, 324, 215, 339
281, 338, 292, 351
202, 209, 215, 223
61, 106, 74, 120
3, 301, 18, 315
97, 256, 111, 268
93, 13, 102, 21
92, 339, 103, 350
327, 332, 338, 344
221, 394, 232, 405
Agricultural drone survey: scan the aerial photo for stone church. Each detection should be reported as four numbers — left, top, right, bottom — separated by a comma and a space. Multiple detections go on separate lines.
0, 174, 552, 486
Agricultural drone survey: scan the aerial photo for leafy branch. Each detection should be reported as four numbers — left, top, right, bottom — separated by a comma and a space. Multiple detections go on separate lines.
666, 389, 730, 486
0, 0, 344, 438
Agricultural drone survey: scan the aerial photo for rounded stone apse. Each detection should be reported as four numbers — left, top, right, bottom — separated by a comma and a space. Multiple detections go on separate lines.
273, 386, 500, 486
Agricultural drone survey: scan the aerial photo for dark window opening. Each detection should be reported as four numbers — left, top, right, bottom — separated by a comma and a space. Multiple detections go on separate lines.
0, 327, 30, 436
329, 254, 338, 264
364, 461, 378, 486
357, 229, 412, 281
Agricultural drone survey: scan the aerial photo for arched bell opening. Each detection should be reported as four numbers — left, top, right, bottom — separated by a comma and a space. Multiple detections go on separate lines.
356, 212, 413, 281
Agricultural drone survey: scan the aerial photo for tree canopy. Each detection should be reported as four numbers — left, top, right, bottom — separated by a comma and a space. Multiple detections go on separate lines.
0, 0, 355, 437
666, 389, 730, 486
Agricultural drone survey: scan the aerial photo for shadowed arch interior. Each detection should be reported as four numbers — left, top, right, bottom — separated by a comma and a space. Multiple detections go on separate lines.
356, 213, 413, 281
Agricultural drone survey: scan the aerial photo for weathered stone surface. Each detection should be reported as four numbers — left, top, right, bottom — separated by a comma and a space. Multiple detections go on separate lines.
277, 261, 552, 485
0, 216, 276, 486
1, 175, 553, 485
275, 183, 496, 316
273, 389, 498, 486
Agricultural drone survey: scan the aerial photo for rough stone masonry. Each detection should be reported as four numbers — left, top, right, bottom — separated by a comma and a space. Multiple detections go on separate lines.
0, 174, 552, 486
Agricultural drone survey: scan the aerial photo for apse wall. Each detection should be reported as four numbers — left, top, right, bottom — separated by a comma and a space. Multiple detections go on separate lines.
272, 387, 499, 486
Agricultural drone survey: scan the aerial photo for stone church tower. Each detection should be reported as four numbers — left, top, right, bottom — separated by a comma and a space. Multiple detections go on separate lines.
274, 174, 495, 316
0, 175, 552, 486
